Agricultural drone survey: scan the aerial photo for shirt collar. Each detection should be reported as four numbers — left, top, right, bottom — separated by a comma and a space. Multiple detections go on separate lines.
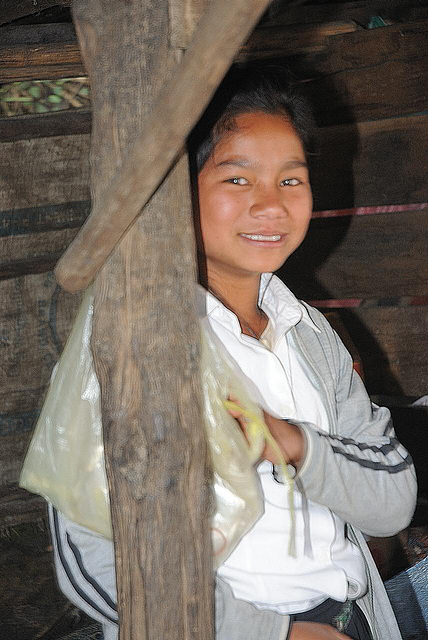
200, 274, 321, 338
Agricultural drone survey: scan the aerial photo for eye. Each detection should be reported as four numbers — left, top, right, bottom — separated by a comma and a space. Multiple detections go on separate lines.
280, 178, 301, 187
226, 177, 249, 185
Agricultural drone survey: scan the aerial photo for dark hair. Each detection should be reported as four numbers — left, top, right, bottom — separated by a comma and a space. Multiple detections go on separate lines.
188, 61, 315, 172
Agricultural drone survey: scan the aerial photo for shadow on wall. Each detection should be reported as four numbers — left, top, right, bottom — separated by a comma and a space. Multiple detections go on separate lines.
277, 69, 405, 397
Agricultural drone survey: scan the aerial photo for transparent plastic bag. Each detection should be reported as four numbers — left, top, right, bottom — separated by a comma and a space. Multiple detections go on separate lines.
199, 316, 266, 565
20, 291, 269, 565
19, 289, 111, 537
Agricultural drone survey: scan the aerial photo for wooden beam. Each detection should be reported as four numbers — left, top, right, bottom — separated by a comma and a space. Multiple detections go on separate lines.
55, 0, 272, 293
0, 23, 76, 45
0, 22, 80, 83
0, 41, 84, 83
0, 200, 88, 280
168, 0, 206, 49
0, 110, 91, 143
237, 20, 359, 60
286, 17, 428, 81
1, 15, 426, 92
279, 206, 428, 300
0, 18, 357, 82
70, 0, 221, 636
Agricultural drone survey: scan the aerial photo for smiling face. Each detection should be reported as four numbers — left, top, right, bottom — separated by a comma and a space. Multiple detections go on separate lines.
197, 111, 313, 288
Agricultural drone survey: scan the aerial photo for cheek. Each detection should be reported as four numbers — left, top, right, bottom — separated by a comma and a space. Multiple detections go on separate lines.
294, 191, 313, 228
199, 189, 240, 233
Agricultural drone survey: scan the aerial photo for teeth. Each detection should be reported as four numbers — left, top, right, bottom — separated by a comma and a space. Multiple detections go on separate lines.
241, 233, 281, 241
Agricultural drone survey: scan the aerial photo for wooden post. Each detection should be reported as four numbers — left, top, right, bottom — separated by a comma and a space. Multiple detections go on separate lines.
72, 1, 213, 638
56, 0, 273, 292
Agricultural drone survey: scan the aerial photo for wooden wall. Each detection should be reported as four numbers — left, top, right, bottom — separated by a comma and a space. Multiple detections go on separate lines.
1, 1, 428, 486
0, 124, 86, 483
275, 8, 428, 398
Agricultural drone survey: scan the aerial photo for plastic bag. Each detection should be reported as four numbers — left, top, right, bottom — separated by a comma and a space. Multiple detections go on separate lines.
20, 290, 269, 566
199, 316, 265, 565
19, 290, 110, 537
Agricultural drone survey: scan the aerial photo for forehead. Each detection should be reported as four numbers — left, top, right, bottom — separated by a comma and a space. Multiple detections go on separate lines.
210, 111, 305, 164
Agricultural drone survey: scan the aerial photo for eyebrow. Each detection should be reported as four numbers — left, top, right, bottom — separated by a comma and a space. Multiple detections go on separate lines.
215, 158, 308, 170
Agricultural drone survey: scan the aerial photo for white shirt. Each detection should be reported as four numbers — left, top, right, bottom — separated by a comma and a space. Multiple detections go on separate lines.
206, 274, 367, 614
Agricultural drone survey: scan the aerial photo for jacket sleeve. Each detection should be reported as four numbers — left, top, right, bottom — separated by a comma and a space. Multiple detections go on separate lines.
294, 314, 417, 537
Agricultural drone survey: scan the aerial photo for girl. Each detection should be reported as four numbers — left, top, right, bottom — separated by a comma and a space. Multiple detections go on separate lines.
36, 63, 417, 640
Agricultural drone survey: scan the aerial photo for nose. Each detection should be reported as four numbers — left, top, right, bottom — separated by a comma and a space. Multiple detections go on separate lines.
249, 185, 287, 218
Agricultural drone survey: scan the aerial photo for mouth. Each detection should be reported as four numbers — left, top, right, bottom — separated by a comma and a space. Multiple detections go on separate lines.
239, 233, 283, 242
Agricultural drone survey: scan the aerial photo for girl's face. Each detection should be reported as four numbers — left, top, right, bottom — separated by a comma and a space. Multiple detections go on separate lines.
197, 111, 312, 285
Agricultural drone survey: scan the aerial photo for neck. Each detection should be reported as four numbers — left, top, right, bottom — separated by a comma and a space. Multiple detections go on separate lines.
207, 272, 260, 315
206, 271, 268, 338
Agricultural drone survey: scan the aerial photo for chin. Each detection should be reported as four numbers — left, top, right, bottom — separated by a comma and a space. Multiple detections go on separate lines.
245, 261, 287, 276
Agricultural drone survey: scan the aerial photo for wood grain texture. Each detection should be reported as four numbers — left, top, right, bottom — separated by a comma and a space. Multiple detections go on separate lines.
285, 17, 428, 80
306, 53, 428, 126
0, 110, 91, 143
0, 19, 358, 82
55, 0, 272, 293
0, 200, 89, 237
0, 134, 90, 210
0, 19, 79, 83
311, 113, 428, 211
0, 485, 46, 526
0, 200, 88, 279
0, 434, 33, 485
310, 18, 428, 74
72, 0, 215, 637
0, 227, 80, 279
168, 0, 206, 49
0, 271, 82, 486
0, 271, 81, 411
279, 207, 428, 300
238, 20, 359, 60
330, 306, 428, 397
0, 42, 84, 83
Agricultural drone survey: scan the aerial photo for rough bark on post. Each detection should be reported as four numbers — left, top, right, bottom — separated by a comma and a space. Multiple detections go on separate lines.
72, 1, 213, 639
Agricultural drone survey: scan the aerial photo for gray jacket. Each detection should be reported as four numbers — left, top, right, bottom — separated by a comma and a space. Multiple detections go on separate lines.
217, 300, 416, 640
282, 301, 417, 640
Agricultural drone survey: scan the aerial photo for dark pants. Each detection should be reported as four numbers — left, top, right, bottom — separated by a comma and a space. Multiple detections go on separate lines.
290, 598, 373, 640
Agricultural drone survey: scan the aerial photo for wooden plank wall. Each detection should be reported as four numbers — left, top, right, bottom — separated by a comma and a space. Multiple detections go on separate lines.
1, 2, 427, 485
274, 8, 428, 398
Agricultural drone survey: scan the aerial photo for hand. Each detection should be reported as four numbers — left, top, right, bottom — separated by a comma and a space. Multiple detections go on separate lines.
227, 398, 304, 467
262, 411, 305, 467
